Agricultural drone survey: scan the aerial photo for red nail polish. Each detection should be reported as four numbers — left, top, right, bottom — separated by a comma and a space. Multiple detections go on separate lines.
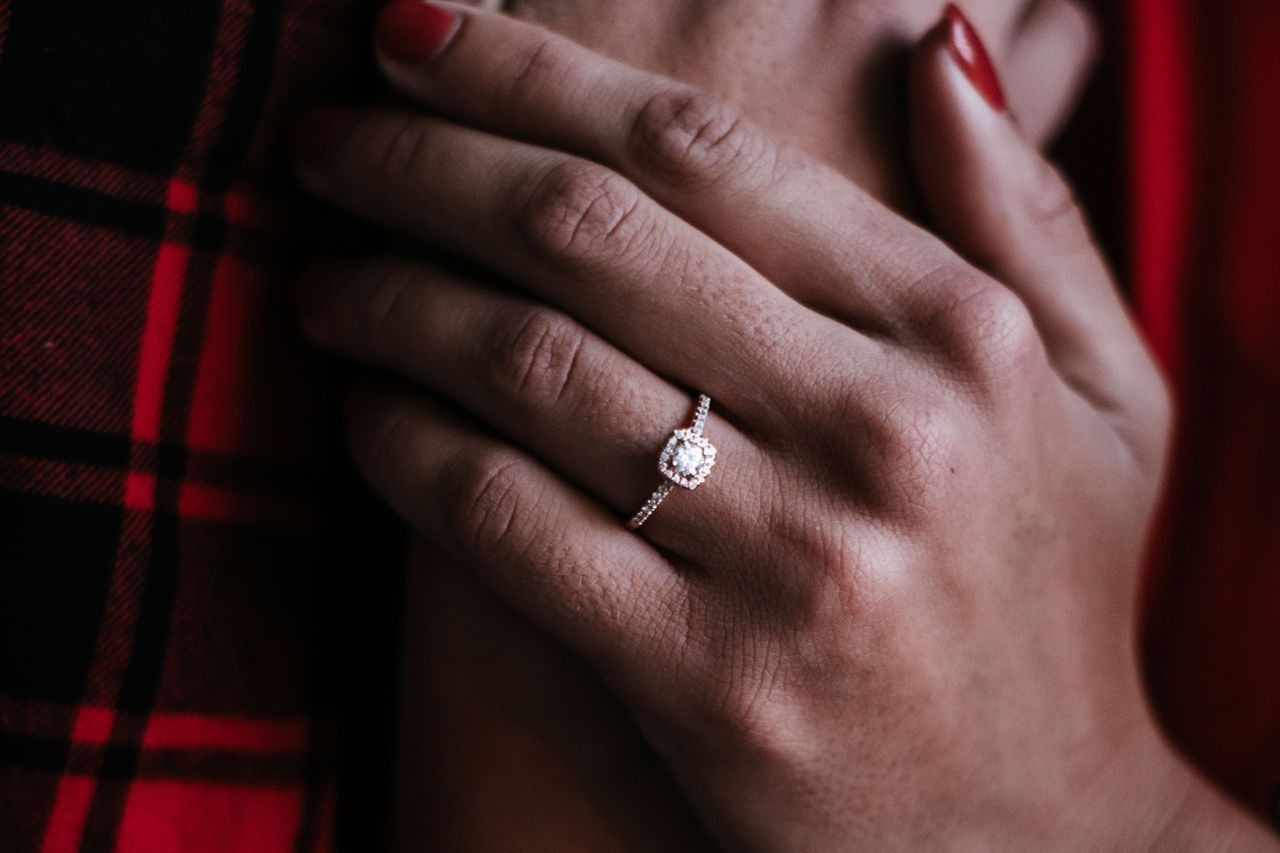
290, 106, 351, 169
943, 4, 1007, 112
376, 0, 461, 65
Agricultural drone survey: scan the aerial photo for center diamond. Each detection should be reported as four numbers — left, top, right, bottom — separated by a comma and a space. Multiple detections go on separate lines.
658, 429, 717, 489
672, 442, 704, 475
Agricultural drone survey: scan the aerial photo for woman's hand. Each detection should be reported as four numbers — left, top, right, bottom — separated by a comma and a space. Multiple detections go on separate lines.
488, 0, 1100, 202
292, 3, 1276, 849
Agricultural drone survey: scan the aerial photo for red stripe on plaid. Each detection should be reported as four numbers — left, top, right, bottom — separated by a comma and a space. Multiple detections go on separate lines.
131, 241, 190, 443
116, 782, 304, 853
168, 179, 200, 216
124, 472, 157, 511
2, 698, 310, 755
188, 256, 270, 454
38, 776, 95, 853
142, 714, 307, 754
70, 707, 116, 745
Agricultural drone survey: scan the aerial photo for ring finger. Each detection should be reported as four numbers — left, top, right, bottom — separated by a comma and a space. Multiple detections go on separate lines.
299, 257, 773, 558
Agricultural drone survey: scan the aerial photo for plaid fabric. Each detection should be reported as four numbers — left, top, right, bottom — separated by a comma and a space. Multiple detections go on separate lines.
0, 1, 402, 850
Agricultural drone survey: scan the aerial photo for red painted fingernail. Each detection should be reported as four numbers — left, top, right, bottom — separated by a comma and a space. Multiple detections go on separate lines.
376, 0, 461, 65
290, 106, 351, 169
944, 4, 1007, 112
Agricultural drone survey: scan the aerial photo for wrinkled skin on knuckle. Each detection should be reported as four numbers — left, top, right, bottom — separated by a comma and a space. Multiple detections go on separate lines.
865, 397, 970, 523
440, 449, 527, 557
629, 87, 769, 186
662, 641, 804, 763
765, 507, 879, 631
517, 160, 654, 268
491, 32, 564, 109
366, 116, 433, 198
926, 275, 1047, 392
1020, 158, 1093, 255
1147, 370, 1176, 455
488, 305, 586, 410
360, 261, 420, 341
810, 372, 966, 523
350, 398, 419, 483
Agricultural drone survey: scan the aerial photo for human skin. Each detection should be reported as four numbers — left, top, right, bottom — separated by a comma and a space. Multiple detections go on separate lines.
489, 0, 1100, 206
382, 1, 1104, 849
290, 2, 1280, 849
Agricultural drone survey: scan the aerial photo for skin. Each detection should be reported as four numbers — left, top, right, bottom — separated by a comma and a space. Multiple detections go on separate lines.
385, 1, 1104, 849
294, 2, 1280, 850
477, 0, 1102, 208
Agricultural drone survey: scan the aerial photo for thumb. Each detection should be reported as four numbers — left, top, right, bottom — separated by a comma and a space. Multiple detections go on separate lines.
909, 4, 1157, 420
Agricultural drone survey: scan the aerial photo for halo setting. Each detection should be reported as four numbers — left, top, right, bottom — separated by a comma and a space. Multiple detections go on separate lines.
658, 430, 716, 489
626, 394, 718, 531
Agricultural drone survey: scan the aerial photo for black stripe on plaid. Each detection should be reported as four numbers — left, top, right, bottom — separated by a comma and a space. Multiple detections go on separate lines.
0, 732, 310, 785
0, 417, 320, 499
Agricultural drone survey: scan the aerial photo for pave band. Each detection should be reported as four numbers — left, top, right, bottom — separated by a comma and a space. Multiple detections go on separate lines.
626, 394, 717, 531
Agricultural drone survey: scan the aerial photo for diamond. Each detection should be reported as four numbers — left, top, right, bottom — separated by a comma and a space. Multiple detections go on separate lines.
657, 429, 716, 489
672, 442, 704, 475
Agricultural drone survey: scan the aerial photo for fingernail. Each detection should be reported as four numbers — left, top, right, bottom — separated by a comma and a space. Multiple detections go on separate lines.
290, 106, 351, 170
376, 0, 461, 66
943, 4, 1007, 112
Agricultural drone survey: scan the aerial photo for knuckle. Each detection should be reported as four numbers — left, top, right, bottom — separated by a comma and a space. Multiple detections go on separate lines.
489, 306, 587, 410
371, 117, 432, 194
360, 261, 420, 339
869, 397, 966, 519
1135, 363, 1175, 462
630, 87, 767, 185
353, 398, 418, 478
493, 34, 563, 108
674, 669, 795, 759
1023, 160, 1092, 252
769, 514, 872, 621
518, 160, 650, 266
936, 276, 1045, 386
440, 449, 526, 556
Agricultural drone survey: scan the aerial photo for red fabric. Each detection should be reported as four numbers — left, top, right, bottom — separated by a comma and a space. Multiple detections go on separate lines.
0, 1, 398, 850
1132, 0, 1280, 826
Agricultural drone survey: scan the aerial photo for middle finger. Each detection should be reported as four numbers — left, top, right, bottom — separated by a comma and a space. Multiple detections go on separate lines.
293, 107, 883, 425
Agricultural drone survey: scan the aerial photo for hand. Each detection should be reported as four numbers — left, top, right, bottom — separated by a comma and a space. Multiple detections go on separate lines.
491, 0, 1100, 202
293, 4, 1275, 850
381, 1, 1104, 849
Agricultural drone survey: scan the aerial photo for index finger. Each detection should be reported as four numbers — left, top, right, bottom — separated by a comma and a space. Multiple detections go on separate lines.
372, 0, 967, 337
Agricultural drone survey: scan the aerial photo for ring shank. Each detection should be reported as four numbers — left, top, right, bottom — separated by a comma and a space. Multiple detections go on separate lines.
626, 481, 676, 530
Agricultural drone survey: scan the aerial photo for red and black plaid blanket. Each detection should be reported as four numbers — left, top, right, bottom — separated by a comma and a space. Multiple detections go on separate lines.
0, 1, 403, 849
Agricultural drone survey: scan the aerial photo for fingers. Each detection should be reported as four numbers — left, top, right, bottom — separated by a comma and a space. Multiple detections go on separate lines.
1004, 0, 1101, 145
299, 259, 772, 557
908, 8, 1167, 436
345, 381, 689, 678
367, 0, 965, 335
294, 108, 863, 420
